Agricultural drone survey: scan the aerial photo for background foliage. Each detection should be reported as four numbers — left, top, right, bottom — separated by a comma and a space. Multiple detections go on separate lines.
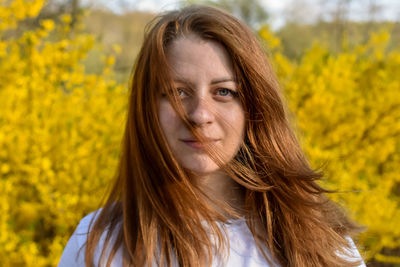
0, 0, 399, 266
0, 0, 126, 265
260, 25, 400, 265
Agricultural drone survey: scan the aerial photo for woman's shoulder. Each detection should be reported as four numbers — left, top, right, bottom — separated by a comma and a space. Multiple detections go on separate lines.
57, 209, 105, 267
343, 236, 366, 267
224, 219, 366, 267
74, 209, 102, 240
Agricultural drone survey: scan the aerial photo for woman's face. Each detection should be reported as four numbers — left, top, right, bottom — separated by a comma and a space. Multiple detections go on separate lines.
158, 34, 245, 175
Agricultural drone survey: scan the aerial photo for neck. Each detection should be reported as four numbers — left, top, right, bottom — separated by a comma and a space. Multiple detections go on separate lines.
192, 170, 245, 219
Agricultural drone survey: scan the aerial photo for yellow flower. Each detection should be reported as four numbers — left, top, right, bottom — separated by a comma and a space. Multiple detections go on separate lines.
112, 44, 122, 54
1, 164, 10, 174
40, 19, 54, 31
60, 14, 72, 24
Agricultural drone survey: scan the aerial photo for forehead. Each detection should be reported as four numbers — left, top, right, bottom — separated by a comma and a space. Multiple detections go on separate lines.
166, 34, 234, 79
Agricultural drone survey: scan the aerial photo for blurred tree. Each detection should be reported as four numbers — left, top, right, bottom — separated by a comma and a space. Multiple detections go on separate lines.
331, 0, 352, 51
278, 0, 397, 58
365, 0, 384, 42
367, 0, 383, 22
276, 20, 400, 60
70, 0, 79, 27
82, 9, 155, 83
284, 0, 317, 24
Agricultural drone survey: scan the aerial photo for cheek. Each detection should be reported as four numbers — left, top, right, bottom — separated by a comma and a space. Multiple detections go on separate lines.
234, 116, 245, 148
236, 109, 246, 135
224, 106, 245, 140
158, 101, 180, 137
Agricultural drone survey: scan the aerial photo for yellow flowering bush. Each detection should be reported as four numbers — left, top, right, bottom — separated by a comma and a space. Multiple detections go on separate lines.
0, 0, 126, 265
260, 26, 400, 264
1, 0, 399, 264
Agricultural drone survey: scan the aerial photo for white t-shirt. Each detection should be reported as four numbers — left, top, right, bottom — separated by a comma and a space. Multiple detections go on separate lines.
58, 211, 366, 267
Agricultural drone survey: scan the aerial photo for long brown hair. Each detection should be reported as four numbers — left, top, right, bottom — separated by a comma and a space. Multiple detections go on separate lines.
84, 4, 362, 267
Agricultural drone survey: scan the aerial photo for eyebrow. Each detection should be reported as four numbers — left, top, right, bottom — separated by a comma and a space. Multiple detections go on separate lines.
173, 77, 236, 86
211, 77, 236, 84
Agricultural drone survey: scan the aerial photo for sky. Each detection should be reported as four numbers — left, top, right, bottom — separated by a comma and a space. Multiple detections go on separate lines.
85, 0, 400, 29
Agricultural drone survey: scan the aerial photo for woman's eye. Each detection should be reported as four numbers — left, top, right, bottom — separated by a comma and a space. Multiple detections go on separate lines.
160, 88, 188, 98
177, 88, 185, 95
216, 88, 237, 97
177, 88, 188, 97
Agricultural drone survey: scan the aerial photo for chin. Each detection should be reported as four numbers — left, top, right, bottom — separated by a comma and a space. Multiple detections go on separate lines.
181, 159, 221, 176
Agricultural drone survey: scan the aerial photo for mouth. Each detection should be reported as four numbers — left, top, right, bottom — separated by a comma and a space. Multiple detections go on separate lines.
180, 138, 219, 149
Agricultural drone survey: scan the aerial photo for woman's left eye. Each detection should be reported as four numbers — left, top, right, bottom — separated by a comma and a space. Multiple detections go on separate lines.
216, 88, 236, 97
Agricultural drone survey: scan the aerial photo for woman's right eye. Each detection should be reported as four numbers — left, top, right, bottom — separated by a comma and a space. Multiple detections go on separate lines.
161, 88, 188, 98
176, 88, 188, 97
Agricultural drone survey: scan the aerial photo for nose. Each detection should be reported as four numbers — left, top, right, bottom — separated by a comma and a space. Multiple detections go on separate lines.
187, 96, 215, 126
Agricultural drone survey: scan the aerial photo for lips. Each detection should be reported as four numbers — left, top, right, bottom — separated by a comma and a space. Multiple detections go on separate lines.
180, 138, 219, 149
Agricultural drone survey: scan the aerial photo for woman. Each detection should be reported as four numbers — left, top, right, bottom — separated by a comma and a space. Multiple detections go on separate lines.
58, 4, 365, 267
